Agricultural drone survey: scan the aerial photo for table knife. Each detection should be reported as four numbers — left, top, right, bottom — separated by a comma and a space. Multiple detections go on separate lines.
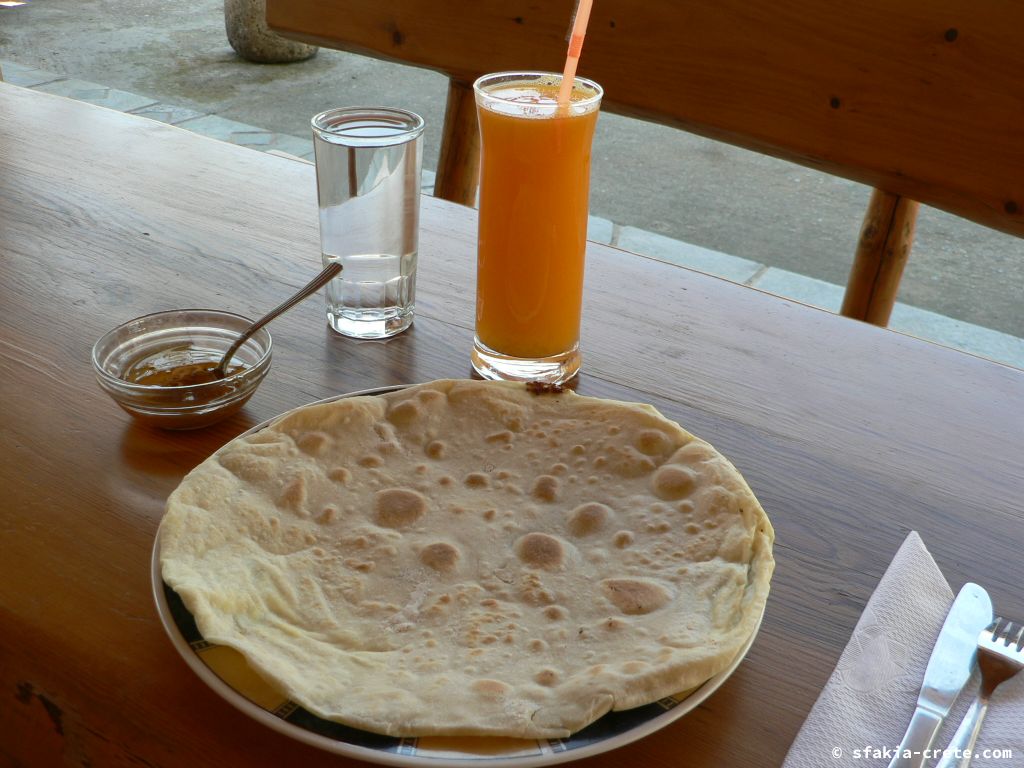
888, 582, 993, 768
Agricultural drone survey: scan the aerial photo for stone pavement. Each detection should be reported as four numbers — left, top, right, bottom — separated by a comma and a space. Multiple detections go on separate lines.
3, 58, 1022, 369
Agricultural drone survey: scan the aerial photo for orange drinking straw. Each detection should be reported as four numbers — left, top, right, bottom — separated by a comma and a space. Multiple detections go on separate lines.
557, 0, 594, 108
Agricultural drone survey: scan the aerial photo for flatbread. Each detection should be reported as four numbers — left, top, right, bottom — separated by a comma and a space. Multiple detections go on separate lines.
159, 379, 774, 738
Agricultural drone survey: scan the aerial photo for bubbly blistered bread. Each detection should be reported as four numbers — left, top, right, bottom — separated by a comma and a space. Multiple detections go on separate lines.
159, 379, 774, 738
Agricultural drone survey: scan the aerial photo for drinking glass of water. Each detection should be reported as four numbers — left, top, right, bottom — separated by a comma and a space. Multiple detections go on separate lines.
311, 107, 424, 338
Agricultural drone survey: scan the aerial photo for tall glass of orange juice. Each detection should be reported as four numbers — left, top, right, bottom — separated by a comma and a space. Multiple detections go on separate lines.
471, 72, 602, 384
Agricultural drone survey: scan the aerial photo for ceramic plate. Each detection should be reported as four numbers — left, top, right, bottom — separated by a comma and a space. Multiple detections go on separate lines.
151, 385, 763, 767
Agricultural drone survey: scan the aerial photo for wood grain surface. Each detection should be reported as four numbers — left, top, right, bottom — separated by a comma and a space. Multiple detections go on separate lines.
267, 0, 1024, 239
434, 79, 481, 206
1, 83, 1022, 767
842, 190, 920, 325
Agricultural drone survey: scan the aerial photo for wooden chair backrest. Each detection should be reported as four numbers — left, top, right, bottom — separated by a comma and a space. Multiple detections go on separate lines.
268, 0, 1024, 324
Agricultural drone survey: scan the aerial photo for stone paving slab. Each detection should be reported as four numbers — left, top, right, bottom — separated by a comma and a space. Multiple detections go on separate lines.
421, 169, 436, 194
34, 78, 157, 113
750, 267, 845, 312
174, 114, 314, 158
890, 303, 1024, 369
0, 60, 66, 87
588, 216, 614, 245
616, 225, 763, 283
751, 267, 1024, 368
128, 102, 207, 125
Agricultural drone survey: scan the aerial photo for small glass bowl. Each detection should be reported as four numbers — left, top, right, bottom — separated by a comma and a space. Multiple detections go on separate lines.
92, 309, 272, 430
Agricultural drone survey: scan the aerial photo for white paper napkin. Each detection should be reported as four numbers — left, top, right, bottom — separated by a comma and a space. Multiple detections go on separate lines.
783, 531, 1023, 767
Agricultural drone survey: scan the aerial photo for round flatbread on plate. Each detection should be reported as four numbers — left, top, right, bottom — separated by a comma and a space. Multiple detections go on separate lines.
159, 379, 774, 740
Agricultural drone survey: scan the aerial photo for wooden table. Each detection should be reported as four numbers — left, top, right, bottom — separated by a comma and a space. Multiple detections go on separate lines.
2, 82, 1022, 767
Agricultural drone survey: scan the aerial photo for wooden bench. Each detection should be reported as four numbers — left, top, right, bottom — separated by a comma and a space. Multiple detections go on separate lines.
267, 0, 1024, 326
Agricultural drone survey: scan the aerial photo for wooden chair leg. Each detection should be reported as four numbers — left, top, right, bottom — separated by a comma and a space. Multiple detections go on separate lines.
433, 79, 481, 207
840, 188, 920, 326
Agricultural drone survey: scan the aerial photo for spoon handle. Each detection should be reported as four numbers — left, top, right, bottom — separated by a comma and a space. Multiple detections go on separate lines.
215, 261, 342, 376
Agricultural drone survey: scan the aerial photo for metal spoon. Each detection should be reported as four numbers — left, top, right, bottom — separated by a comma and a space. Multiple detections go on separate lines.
213, 262, 342, 378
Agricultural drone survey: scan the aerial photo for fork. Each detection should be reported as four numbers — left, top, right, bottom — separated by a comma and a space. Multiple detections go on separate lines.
934, 618, 1024, 768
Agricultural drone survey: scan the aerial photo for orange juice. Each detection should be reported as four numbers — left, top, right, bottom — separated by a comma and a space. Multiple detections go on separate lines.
473, 73, 602, 380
